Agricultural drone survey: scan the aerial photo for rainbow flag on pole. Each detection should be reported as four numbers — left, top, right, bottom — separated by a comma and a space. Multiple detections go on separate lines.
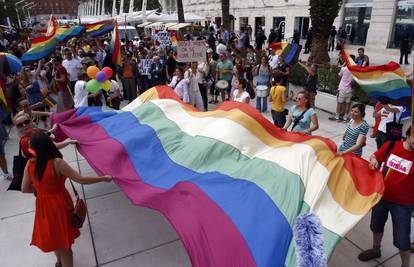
85, 19, 114, 38
270, 42, 302, 65
52, 85, 384, 267
22, 16, 58, 62
110, 20, 122, 66
343, 49, 411, 106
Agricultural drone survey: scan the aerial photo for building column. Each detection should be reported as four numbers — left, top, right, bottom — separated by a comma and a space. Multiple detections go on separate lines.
365, 0, 398, 51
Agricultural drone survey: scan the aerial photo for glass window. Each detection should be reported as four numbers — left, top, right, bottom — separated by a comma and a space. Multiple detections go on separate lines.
389, 2, 414, 49
273, 17, 285, 39
239, 17, 248, 32
343, 6, 372, 45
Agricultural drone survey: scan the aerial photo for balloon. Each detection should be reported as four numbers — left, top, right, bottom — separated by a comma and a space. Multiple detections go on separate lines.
86, 66, 100, 79
101, 80, 112, 91
102, 67, 113, 78
86, 79, 101, 93
96, 71, 108, 83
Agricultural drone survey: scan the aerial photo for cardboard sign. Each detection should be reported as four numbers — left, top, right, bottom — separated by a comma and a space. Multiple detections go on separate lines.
140, 59, 153, 75
176, 40, 207, 63
156, 31, 171, 48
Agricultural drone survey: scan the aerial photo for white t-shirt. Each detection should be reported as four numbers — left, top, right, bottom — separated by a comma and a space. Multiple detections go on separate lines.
233, 89, 250, 103
268, 54, 279, 70
62, 58, 82, 82
338, 66, 353, 94
109, 80, 120, 95
169, 76, 189, 103
378, 106, 404, 133
74, 81, 88, 108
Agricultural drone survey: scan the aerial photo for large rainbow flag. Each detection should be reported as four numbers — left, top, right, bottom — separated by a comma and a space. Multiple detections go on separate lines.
85, 19, 114, 38
22, 16, 58, 62
52, 86, 384, 267
343, 49, 411, 106
57, 25, 85, 42
110, 20, 122, 66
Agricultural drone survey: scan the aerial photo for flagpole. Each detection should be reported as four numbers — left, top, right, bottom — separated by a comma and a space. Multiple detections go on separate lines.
411, 56, 414, 137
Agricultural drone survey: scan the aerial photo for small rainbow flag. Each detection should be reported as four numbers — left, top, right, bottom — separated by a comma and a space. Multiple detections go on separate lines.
22, 16, 58, 62
110, 20, 122, 67
0, 79, 10, 119
270, 42, 302, 65
57, 25, 85, 42
343, 49, 411, 106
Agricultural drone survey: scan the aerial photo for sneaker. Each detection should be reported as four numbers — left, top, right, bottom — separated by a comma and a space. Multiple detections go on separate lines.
3, 173, 13, 180
342, 117, 351, 123
328, 116, 340, 121
358, 249, 381, 261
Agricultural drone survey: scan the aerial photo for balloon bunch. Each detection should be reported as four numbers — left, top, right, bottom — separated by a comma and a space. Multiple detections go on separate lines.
86, 66, 113, 93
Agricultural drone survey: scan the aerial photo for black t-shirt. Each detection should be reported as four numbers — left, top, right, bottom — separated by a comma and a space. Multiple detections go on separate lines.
166, 57, 177, 77
276, 63, 289, 86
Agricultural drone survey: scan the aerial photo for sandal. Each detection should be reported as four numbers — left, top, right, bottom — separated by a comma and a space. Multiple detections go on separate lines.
55, 262, 62, 267
358, 249, 381, 261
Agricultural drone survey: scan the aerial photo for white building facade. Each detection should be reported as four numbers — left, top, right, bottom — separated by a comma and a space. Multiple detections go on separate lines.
165, 0, 414, 52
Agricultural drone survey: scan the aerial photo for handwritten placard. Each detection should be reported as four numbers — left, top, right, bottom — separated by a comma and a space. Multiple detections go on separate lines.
140, 59, 153, 75
156, 30, 171, 48
177, 40, 207, 63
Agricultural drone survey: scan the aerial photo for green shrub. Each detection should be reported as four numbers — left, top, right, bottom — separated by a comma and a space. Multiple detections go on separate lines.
289, 63, 372, 104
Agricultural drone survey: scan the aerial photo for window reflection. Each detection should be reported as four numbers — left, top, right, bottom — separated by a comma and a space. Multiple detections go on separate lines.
343, 7, 372, 45
389, 3, 414, 49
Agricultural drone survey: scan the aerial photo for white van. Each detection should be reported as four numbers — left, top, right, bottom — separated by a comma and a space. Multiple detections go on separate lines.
118, 25, 139, 41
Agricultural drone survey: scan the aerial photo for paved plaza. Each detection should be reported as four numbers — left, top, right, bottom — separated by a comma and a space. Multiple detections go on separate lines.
1, 96, 413, 267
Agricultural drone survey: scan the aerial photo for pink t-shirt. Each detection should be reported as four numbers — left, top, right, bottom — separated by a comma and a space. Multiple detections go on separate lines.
338, 66, 353, 94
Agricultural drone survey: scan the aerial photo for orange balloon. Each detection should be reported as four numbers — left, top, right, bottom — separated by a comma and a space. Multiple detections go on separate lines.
86, 66, 100, 79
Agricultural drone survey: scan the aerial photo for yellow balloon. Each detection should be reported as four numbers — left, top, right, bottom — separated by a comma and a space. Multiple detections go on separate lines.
101, 80, 112, 91
86, 66, 100, 79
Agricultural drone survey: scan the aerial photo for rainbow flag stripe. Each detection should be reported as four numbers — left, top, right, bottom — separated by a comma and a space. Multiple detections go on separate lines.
344, 50, 411, 106
52, 86, 384, 267
85, 19, 114, 38
57, 26, 85, 42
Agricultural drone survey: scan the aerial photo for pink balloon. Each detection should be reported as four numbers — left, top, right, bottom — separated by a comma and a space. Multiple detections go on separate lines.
102, 67, 113, 78
96, 71, 108, 83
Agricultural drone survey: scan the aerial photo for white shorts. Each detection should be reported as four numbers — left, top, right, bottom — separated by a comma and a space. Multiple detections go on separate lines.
337, 90, 352, 103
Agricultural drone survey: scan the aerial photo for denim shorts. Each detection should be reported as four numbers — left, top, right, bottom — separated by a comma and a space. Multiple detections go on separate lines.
370, 198, 412, 250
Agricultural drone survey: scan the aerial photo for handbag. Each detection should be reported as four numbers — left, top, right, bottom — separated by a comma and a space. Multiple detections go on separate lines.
386, 113, 403, 141
7, 146, 28, 191
69, 179, 87, 228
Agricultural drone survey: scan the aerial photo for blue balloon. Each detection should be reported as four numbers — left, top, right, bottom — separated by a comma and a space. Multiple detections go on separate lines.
95, 71, 108, 83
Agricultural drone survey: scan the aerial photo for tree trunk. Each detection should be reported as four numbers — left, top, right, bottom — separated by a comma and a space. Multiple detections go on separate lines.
177, 0, 185, 23
221, 0, 230, 30
308, 0, 342, 65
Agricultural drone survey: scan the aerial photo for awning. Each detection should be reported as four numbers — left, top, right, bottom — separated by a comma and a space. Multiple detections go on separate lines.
164, 23, 179, 29
137, 21, 153, 27
145, 22, 164, 29
168, 23, 192, 31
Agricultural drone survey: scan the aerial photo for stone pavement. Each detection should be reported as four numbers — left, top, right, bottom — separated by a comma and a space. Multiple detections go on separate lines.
1, 99, 413, 267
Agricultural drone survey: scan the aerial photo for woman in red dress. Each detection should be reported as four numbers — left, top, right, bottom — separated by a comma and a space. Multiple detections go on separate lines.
21, 132, 112, 267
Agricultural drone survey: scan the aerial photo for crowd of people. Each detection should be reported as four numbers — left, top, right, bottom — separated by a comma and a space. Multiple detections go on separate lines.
1, 22, 413, 267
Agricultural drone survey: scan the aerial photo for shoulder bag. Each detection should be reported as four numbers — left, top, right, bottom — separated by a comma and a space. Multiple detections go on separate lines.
69, 179, 87, 228
7, 146, 28, 191
291, 108, 309, 132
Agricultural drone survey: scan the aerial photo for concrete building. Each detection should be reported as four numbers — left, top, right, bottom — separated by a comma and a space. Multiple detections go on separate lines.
31, 0, 78, 22
164, 0, 414, 52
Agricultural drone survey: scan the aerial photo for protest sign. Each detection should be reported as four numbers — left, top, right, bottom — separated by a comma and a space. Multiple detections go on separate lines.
156, 31, 171, 48
176, 40, 207, 62
140, 59, 153, 75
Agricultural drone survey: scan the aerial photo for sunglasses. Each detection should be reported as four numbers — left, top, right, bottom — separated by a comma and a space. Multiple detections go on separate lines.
295, 97, 304, 101
16, 119, 31, 128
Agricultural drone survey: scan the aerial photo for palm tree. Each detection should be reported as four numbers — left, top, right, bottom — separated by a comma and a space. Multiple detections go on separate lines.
308, 0, 342, 64
221, 0, 230, 30
177, 0, 185, 23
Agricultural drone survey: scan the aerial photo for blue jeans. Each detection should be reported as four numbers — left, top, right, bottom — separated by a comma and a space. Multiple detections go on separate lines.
256, 96, 268, 112
370, 198, 412, 250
